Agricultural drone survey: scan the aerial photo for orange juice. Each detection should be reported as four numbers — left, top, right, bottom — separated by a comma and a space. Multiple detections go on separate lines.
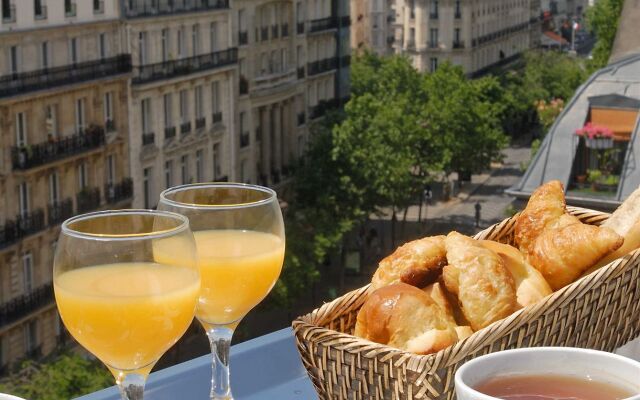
54, 263, 200, 373
193, 230, 285, 325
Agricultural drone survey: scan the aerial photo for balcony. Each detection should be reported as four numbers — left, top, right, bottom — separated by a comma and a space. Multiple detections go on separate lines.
282, 23, 289, 37
261, 27, 269, 41
195, 117, 206, 131
453, 41, 465, 49
65, 1, 77, 17
105, 178, 133, 204
0, 284, 54, 328
165, 126, 176, 140
240, 76, 249, 95
310, 98, 339, 120
0, 210, 46, 249
308, 16, 338, 33
123, 0, 230, 18
239, 31, 248, 45
212, 112, 222, 124
11, 127, 106, 171
297, 22, 305, 34
93, 0, 104, 14
47, 198, 73, 226
307, 57, 338, 76
339, 15, 351, 27
142, 132, 155, 146
77, 187, 101, 214
2, 4, 15, 22
180, 121, 192, 135
297, 112, 306, 126
240, 132, 250, 148
297, 66, 305, 79
105, 119, 116, 132
475, 22, 529, 46
35, 4, 47, 20
429, 41, 439, 49
0, 54, 132, 98
133, 48, 237, 85
253, 69, 297, 93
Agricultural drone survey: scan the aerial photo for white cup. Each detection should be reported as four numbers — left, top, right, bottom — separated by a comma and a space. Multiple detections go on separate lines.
455, 347, 640, 400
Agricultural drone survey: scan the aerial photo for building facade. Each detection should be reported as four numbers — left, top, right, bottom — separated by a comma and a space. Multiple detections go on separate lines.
351, 0, 395, 55
392, 0, 536, 75
0, 0, 133, 367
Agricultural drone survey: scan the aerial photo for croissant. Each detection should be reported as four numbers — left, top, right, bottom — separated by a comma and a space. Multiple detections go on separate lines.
514, 181, 623, 290
354, 283, 458, 354
371, 236, 446, 290
443, 232, 517, 331
423, 282, 473, 339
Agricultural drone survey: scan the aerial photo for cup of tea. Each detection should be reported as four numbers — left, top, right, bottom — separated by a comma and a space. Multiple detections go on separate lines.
455, 347, 640, 400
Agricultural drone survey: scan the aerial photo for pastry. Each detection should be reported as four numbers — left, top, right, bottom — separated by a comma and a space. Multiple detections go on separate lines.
423, 282, 474, 340
443, 232, 517, 331
371, 236, 446, 290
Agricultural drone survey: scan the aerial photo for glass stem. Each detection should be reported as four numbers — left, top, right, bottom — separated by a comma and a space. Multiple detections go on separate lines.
207, 326, 234, 400
117, 373, 146, 400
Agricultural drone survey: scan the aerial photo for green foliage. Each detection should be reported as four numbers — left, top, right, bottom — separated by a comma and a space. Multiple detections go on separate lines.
0, 351, 112, 400
522, 51, 588, 102
586, 0, 624, 69
587, 168, 603, 183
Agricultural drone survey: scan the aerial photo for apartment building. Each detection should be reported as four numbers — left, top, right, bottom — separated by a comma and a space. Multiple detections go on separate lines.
0, 0, 133, 368
393, 0, 536, 75
351, 0, 395, 55
123, 0, 236, 209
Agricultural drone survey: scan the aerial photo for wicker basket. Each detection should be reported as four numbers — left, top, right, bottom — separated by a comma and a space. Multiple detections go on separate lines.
292, 207, 640, 399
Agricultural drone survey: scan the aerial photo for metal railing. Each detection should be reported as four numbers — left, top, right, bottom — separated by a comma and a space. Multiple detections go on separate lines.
47, 199, 73, 226
475, 22, 529, 46
308, 16, 338, 33
142, 132, 155, 146
2, 4, 16, 22
105, 178, 133, 204
0, 54, 132, 98
453, 41, 464, 49
0, 210, 46, 249
0, 284, 53, 328
195, 117, 206, 130
124, 0, 229, 18
180, 121, 192, 135
11, 127, 106, 171
429, 12, 438, 19
77, 187, 101, 214
165, 126, 176, 140
133, 48, 237, 84
307, 57, 338, 76
212, 112, 222, 124
240, 132, 250, 148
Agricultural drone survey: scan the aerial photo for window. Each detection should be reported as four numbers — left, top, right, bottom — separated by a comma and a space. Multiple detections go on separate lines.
430, 57, 438, 72
177, 27, 186, 58
181, 155, 189, 184
429, 28, 438, 47
10, 45, 19, 74
49, 172, 59, 204
15, 112, 27, 146
98, 33, 107, 60
161, 28, 170, 62
455, 0, 461, 16
195, 149, 203, 182
165, 160, 173, 188
19, 182, 29, 217
104, 92, 114, 125
25, 320, 38, 354
77, 162, 87, 189
35, 0, 45, 18
213, 143, 221, 179
430, 0, 438, 17
45, 105, 57, 137
210, 22, 218, 52
281, 48, 287, 71
106, 154, 115, 186
195, 86, 204, 119
191, 24, 200, 56
141, 98, 151, 134
23, 252, 34, 294
239, 111, 246, 134
454, 28, 461, 44
143, 167, 152, 209
93, 0, 102, 12
138, 31, 147, 65
69, 37, 78, 64
40, 42, 49, 69
75, 98, 85, 133
163, 93, 173, 128
298, 135, 304, 157
240, 159, 248, 183
296, 2, 303, 23
179, 90, 189, 123
211, 81, 220, 114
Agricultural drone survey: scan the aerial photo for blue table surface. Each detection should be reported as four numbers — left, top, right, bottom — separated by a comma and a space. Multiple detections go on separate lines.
76, 328, 318, 400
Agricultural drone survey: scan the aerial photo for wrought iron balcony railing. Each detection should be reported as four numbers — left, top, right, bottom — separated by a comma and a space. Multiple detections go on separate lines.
307, 57, 338, 76
0, 54, 132, 98
11, 127, 106, 171
133, 48, 237, 84
195, 117, 206, 130
165, 126, 177, 140
77, 187, 101, 214
142, 132, 155, 146
105, 178, 133, 204
0, 284, 54, 328
47, 199, 73, 226
124, 0, 229, 18
475, 22, 529, 46
180, 121, 192, 135
0, 210, 46, 249
308, 16, 338, 33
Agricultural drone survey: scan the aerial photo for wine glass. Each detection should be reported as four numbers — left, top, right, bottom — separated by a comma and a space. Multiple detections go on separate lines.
158, 183, 285, 400
53, 210, 200, 400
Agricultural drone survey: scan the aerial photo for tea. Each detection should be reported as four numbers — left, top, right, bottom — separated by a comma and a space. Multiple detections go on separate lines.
474, 374, 635, 400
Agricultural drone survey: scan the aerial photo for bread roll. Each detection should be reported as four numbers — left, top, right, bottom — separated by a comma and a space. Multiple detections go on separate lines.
371, 236, 446, 290
443, 232, 517, 331
354, 283, 458, 354
423, 282, 474, 340
480, 240, 552, 308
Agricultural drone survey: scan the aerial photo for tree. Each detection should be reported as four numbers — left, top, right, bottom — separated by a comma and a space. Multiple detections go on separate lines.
522, 51, 588, 102
0, 351, 112, 400
586, 0, 624, 70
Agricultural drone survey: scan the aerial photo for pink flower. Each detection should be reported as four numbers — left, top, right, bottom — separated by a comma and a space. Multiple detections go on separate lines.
575, 122, 614, 139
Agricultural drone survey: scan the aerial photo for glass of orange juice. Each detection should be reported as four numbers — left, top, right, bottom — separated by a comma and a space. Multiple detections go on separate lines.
53, 210, 200, 400
158, 183, 285, 400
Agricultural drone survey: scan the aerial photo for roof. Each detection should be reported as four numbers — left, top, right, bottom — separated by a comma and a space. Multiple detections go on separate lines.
542, 31, 568, 45
588, 93, 640, 110
507, 53, 640, 208
609, 0, 640, 64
